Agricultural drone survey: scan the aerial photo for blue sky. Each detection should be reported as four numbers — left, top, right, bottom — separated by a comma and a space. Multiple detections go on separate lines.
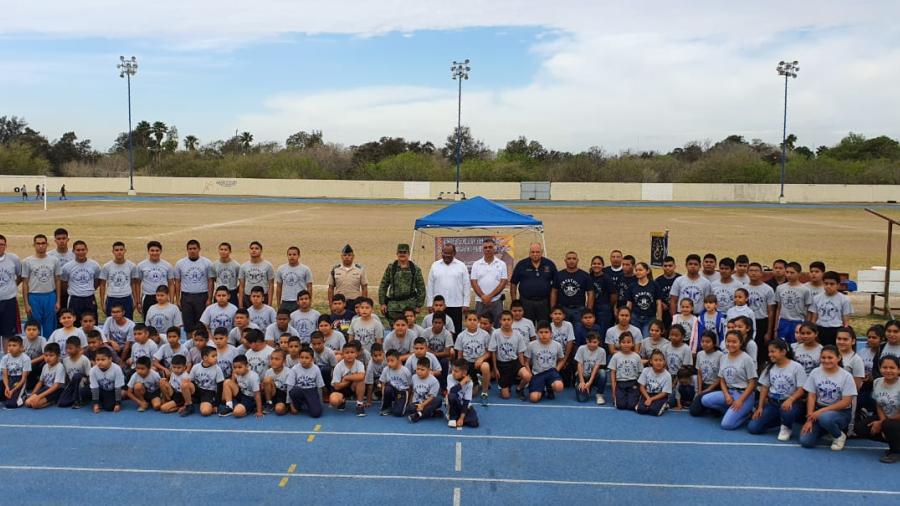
1, 1, 898, 153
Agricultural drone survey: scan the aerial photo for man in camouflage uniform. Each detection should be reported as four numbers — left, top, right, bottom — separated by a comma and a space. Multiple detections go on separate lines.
378, 243, 425, 321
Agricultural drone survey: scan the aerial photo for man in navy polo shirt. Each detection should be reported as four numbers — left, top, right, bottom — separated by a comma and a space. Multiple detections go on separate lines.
551, 251, 594, 324
510, 243, 557, 323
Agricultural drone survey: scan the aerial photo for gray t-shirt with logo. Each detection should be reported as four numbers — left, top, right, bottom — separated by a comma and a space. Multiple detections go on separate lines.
100, 260, 137, 298
22, 255, 59, 293
174, 256, 214, 294
61, 259, 101, 297
276, 263, 313, 302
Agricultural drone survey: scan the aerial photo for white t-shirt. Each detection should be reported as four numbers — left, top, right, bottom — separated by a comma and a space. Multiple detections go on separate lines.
469, 257, 508, 303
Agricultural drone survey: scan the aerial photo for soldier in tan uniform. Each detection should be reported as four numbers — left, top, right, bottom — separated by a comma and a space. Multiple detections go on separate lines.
327, 244, 368, 307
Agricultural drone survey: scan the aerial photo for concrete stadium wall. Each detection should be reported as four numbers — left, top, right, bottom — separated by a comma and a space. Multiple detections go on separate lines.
1, 176, 897, 203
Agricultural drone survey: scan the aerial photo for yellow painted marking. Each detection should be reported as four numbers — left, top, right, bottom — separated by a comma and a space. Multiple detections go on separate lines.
278, 464, 297, 488
307, 424, 321, 443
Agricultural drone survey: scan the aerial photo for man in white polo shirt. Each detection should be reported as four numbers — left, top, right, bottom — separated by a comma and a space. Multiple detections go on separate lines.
470, 238, 508, 326
426, 243, 469, 335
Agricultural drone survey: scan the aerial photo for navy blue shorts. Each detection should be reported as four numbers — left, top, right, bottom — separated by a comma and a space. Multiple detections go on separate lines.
193, 385, 218, 405
37, 384, 61, 405
272, 389, 288, 405
235, 392, 257, 412
497, 360, 521, 389
529, 369, 562, 392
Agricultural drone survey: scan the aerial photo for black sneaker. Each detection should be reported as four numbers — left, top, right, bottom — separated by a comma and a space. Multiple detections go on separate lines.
337, 401, 346, 411
379, 409, 391, 416
218, 405, 233, 417
263, 401, 274, 414
516, 388, 526, 401
432, 409, 444, 419
179, 404, 195, 417
546, 389, 555, 400
881, 453, 898, 464
72, 402, 82, 409
408, 412, 422, 423
356, 404, 367, 417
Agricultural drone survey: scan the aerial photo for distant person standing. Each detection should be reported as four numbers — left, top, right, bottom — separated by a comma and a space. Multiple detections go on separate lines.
21, 234, 60, 337
510, 242, 557, 324
426, 243, 470, 335
20, 185, 28, 201
470, 238, 508, 326
379, 243, 425, 322
49, 228, 75, 271
328, 244, 368, 307
34, 184, 41, 201
59, 184, 67, 200
173, 239, 215, 332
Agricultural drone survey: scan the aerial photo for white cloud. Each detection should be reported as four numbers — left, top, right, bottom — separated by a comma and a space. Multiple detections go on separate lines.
4, 1, 900, 151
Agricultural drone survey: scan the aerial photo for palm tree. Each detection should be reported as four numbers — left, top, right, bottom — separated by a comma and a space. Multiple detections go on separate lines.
134, 121, 152, 149
151, 121, 168, 167
184, 135, 199, 151
239, 131, 253, 153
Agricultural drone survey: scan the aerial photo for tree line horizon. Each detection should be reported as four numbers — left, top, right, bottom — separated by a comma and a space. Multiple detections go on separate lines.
1, 115, 898, 184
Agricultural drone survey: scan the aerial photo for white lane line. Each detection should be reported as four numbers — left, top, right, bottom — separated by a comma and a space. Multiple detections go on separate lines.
453, 487, 461, 505
455, 442, 462, 472
0, 423, 886, 451
0, 465, 897, 496
137, 208, 315, 239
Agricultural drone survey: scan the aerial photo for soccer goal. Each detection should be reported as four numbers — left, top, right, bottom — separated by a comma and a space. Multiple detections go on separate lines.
0, 174, 49, 210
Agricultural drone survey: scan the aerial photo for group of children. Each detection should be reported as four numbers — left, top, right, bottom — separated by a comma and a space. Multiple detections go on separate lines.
2, 242, 899, 462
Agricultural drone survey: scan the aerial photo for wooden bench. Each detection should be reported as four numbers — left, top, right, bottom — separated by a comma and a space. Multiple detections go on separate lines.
857, 269, 900, 317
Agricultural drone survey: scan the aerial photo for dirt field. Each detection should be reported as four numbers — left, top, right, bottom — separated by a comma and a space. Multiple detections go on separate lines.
1, 199, 897, 323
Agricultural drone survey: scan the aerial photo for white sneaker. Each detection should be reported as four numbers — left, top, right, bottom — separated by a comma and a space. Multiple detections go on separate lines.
777, 425, 792, 441
448, 420, 457, 428
596, 394, 606, 405
831, 432, 847, 451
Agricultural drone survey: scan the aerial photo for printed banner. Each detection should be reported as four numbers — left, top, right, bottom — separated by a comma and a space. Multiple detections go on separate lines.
434, 235, 515, 272
650, 231, 668, 267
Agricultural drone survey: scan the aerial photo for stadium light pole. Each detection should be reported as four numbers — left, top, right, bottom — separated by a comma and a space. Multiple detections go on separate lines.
451, 59, 470, 197
776, 60, 798, 204
118, 56, 138, 195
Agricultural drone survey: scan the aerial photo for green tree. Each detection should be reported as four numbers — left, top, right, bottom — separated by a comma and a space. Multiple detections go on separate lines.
184, 135, 199, 151
239, 131, 254, 153
441, 126, 489, 161
501, 136, 547, 161
285, 130, 323, 150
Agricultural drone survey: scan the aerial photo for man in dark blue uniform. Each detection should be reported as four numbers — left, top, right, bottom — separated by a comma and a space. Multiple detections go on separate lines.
509, 243, 557, 323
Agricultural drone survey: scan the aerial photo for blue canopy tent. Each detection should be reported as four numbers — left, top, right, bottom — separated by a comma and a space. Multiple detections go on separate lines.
411, 196, 545, 264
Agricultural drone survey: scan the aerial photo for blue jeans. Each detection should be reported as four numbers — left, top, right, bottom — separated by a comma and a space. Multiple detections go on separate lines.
747, 397, 804, 434
28, 291, 57, 337
631, 315, 653, 340
563, 306, 584, 326
799, 409, 851, 448
701, 389, 757, 430
575, 370, 607, 402
593, 305, 614, 333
